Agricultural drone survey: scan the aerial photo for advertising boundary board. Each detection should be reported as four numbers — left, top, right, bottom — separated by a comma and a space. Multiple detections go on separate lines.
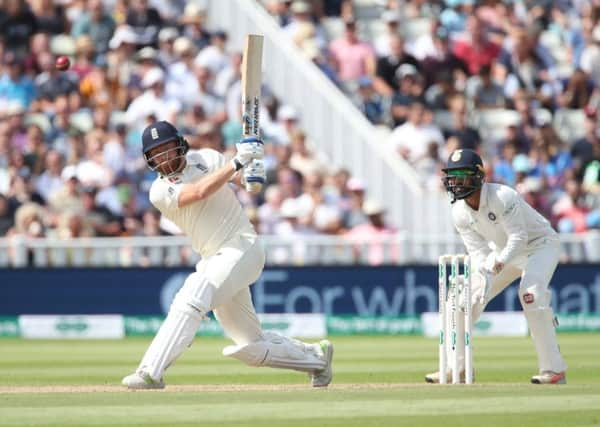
0, 265, 599, 316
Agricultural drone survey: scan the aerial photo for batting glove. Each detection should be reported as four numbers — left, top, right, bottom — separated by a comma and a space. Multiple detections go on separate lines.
242, 158, 266, 187
232, 137, 264, 170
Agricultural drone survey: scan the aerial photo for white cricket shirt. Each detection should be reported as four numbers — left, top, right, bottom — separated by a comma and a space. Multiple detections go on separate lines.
451, 182, 557, 266
149, 149, 255, 257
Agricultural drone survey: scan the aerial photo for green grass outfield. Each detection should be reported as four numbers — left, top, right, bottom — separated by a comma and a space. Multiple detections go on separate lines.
1, 334, 599, 427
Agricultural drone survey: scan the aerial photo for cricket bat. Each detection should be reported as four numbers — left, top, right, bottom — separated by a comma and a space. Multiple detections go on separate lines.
241, 34, 264, 192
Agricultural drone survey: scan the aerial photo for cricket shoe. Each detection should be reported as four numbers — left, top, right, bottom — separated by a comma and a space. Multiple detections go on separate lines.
122, 370, 165, 390
311, 340, 334, 387
531, 371, 566, 384
425, 369, 473, 384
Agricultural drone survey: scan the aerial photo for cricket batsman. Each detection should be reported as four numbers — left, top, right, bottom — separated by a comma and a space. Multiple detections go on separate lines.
122, 120, 333, 389
426, 148, 567, 384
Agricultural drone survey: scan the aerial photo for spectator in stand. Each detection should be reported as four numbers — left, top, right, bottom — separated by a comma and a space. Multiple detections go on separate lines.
493, 141, 519, 187
400, 0, 441, 19
71, 0, 115, 55
345, 199, 398, 265
303, 41, 341, 87
571, 107, 600, 180
70, 36, 98, 79
273, 198, 307, 237
266, 105, 301, 146
373, 35, 420, 97
265, 0, 293, 27
439, 0, 473, 34
453, 15, 501, 75
373, 10, 401, 58
558, 68, 594, 109
496, 26, 559, 110
295, 172, 342, 234
329, 18, 376, 88
80, 186, 122, 237
156, 27, 179, 66
10, 201, 45, 238
442, 94, 481, 151
552, 179, 600, 233
125, 67, 181, 129
425, 69, 460, 110
179, 3, 211, 51
353, 76, 385, 125
105, 25, 139, 108
582, 159, 600, 197
289, 129, 327, 177
4, 103, 28, 153
0, 0, 38, 54
284, 1, 328, 52
275, 166, 302, 201
166, 37, 198, 107
466, 63, 506, 109
509, 89, 539, 149
190, 64, 226, 125
579, 23, 600, 91
0, 51, 36, 109
420, 26, 469, 88
258, 184, 284, 234
535, 123, 573, 191
389, 64, 425, 127
126, 0, 163, 46
195, 31, 229, 76
414, 141, 445, 191
0, 194, 15, 236
342, 177, 368, 229
389, 101, 444, 163
29, 0, 66, 36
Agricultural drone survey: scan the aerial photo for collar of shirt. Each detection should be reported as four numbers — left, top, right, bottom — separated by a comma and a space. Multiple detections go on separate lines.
478, 182, 488, 211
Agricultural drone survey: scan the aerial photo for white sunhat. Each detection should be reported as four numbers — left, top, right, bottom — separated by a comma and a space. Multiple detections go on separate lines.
278, 105, 298, 121
363, 199, 385, 216
108, 25, 139, 49
141, 67, 166, 88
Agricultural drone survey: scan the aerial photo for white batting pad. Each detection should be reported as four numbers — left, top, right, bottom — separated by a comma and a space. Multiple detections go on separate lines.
138, 307, 205, 381
223, 331, 326, 373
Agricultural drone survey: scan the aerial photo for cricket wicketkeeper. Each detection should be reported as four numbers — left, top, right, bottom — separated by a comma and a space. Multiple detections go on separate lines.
122, 120, 333, 389
426, 148, 567, 384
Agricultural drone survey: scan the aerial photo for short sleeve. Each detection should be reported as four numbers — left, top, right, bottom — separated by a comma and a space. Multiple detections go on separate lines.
197, 148, 226, 172
149, 179, 182, 211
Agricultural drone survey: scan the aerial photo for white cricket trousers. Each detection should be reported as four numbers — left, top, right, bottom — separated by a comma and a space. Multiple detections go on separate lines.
138, 232, 266, 379
449, 237, 567, 374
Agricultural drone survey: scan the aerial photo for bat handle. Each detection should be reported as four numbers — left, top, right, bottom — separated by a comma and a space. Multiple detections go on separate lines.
244, 157, 264, 193
246, 181, 263, 192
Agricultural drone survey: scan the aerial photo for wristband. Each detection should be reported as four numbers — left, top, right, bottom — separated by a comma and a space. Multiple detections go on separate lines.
231, 158, 244, 172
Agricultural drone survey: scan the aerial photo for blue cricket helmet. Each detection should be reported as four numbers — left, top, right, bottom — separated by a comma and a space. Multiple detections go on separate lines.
442, 149, 485, 203
141, 121, 189, 176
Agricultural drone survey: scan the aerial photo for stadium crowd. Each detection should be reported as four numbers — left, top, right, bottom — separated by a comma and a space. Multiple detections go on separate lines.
266, 0, 600, 234
0, 0, 598, 261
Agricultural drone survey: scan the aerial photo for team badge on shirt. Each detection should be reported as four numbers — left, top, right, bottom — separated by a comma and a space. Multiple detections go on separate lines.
523, 293, 535, 304
488, 212, 497, 221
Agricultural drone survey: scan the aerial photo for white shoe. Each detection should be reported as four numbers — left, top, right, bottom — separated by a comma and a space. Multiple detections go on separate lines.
425, 369, 472, 384
531, 371, 566, 384
311, 340, 334, 387
122, 371, 165, 390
